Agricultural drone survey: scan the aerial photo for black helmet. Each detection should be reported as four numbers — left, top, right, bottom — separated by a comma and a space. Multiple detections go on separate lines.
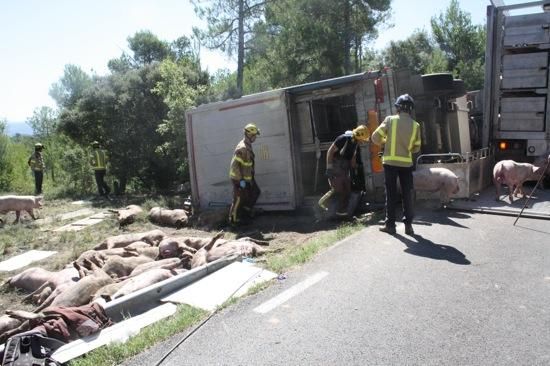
394, 94, 415, 112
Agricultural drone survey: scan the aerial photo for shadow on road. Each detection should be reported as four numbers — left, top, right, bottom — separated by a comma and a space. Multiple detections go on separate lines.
395, 233, 471, 265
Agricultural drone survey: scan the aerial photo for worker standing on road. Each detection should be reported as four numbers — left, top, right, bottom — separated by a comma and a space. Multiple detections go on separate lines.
318, 125, 370, 216
228, 123, 261, 225
28, 143, 45, 195
371, 94, 421, 235
90, 141, 111, 198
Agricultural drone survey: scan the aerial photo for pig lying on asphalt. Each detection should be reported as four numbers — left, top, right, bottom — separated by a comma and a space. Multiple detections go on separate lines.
0, 195, 43, 223
94, 229, 166, 250
493, 160, 541, 202
413, 167, 460, 205
148, 207, 189, 228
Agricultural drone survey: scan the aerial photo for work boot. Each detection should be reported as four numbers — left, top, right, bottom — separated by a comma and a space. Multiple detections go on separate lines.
405, 224, 414, 235
379, 225, 396, 235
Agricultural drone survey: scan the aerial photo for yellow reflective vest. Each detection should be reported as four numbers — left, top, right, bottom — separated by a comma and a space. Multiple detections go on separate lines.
229, 139, 255, 181
90, 148, 108, 170
28, 152, 45, 171
371, 114, 421, 167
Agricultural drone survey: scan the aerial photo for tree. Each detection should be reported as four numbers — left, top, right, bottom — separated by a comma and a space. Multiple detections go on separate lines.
0, 119, 14, 191
127, 30, 171, 65
49, 65, 92, 109
192, 0, 267, 97
381, 30, 435, 75
248, 0, 391, 87
430, 0, 486, 89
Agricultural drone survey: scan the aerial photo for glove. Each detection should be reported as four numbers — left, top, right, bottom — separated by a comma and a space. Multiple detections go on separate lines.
325, 168, 334, 178
239, 180, 247, 189
377, 151, 383, 158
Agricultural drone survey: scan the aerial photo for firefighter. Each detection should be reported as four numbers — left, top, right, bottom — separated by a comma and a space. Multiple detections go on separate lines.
371, 94, 421, 235
90, 141, 111, 197
228, 123, 261, 225
318, 125, 370, 216
28, 143, 45, 195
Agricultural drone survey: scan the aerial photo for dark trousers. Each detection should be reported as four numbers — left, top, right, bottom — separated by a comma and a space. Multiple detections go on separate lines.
383, 164, 414, 227
94, 169, 111, 196
229, 179, 261, 223
33, 170, 43, 195
329, 159, 352, 213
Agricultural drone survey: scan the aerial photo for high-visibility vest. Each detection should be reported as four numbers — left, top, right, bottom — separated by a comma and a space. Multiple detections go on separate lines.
91, 149, 107, 170
372, 114, 421, 167
28, 152, 45, 171
229, 139, 254, 181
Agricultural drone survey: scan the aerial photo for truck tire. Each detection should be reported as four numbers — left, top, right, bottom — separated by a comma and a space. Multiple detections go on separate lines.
449, 79, 466, 98
421, 73, 454, 94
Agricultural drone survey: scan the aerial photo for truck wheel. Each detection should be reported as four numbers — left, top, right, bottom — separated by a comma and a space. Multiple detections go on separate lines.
449, 79, 466, 98
421, 73, 454, 94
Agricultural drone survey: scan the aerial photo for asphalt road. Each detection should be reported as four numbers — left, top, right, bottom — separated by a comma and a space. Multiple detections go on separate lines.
125, 208, 550, 366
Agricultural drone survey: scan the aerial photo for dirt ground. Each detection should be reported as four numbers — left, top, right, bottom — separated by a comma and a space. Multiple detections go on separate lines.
0, 197, 374, 316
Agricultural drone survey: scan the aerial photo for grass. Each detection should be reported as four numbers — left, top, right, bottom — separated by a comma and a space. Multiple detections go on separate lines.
68, 220, 371, 366
69, 305, 207, 366
265, 221, 366, 274
1, 196, 379, 366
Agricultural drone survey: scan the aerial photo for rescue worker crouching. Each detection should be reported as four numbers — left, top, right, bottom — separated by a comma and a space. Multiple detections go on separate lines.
28, 143, 46, 195
318, 125, 370, 217
90, 141, 111, 198
371, 94, 421, 235
228, 123, 261, 225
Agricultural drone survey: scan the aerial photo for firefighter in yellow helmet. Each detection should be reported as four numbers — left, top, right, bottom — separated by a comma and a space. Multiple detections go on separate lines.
28, 143, 46, 195
318, 125, 370, 216
371, 94, 421, 235
228, 123, 261, 225
90, 141, 111, 198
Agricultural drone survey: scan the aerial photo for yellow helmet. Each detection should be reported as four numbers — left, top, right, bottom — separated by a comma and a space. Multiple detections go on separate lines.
352, 125, 369, 143
244, 123, 260, 136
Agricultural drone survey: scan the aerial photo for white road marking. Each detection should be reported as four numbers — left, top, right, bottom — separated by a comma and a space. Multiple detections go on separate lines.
253, 271, 329, 314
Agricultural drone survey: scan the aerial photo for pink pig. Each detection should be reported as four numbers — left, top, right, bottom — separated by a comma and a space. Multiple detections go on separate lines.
413, 167, 460, 205
493, 160, 540, 202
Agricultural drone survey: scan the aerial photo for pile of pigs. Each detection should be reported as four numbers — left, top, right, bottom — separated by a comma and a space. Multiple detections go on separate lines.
0, 228, 271, 347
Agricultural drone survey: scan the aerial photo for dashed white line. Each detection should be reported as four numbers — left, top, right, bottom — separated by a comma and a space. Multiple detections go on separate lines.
253, 271, 329, 314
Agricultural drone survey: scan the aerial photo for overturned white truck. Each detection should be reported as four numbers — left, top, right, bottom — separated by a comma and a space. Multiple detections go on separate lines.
185, 1, 550, 218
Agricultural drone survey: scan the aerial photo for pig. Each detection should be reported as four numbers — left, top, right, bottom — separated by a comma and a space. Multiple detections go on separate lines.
128, 257, 187, 277
125, 241, 152, 250
158, 237, 199, 259
148, 207, 189, 228
130, 246, 160, 259
94, 229, 166, 250
109, 204, 143, 226
0, 314, 23, 340
5, 266, 79, 293
205, 238, 272, 263
99, 255, 154, 279
413, 167, 460, 205
493, 160, 541, 202
111, 268, 177, 299
0, 195, 43, 223
35, 262, 114, 312
92, 280, 131, 302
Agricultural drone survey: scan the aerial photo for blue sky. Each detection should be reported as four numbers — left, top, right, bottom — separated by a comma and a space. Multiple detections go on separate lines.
0, 0, 499, 123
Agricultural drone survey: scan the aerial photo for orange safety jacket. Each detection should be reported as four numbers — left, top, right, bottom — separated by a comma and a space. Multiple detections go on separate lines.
229, 139, 255, 181
90, 148, 108, 170
371, 114, 421, 167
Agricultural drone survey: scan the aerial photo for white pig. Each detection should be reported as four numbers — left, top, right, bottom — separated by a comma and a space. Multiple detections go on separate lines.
0, 195, 43, 223
413, 167, 460, 205
493, 160, 540, 202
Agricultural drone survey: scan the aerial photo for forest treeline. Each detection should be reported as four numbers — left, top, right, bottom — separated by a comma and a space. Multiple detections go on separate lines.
0, 0, 485, 198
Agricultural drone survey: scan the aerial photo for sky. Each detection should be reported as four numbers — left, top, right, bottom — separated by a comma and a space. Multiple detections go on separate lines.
0, 0, 524, 123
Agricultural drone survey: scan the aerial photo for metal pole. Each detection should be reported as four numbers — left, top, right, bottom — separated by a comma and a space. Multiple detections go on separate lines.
513, 158, 550, 225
